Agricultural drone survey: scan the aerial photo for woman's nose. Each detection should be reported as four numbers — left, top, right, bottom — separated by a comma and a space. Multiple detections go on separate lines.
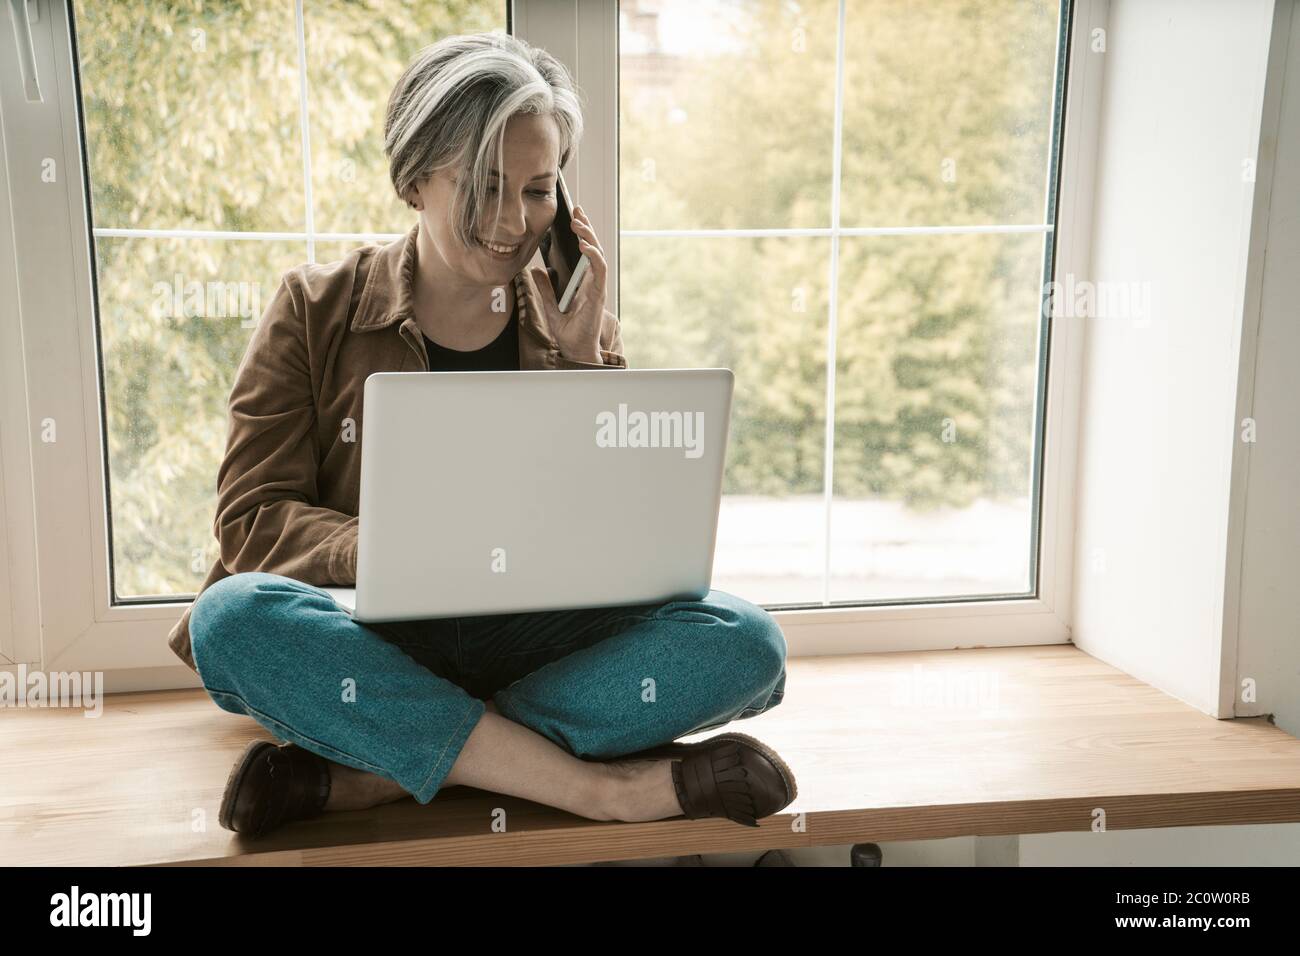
486, 192, 528, 238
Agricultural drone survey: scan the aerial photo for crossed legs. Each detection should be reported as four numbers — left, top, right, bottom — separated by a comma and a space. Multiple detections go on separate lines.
189, 572, 787, 823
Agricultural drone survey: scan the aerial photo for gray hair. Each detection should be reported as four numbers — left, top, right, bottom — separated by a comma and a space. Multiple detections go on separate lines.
384, 32, 584, 249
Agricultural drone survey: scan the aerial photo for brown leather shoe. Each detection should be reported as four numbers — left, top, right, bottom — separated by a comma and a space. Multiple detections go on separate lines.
218, 740, 332, 838
624, 732, 797, 828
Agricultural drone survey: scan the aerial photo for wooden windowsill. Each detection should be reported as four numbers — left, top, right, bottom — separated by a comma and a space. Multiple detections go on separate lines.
4, 644, 1300, 866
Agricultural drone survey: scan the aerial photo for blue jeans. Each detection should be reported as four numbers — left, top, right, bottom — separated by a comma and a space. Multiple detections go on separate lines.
188, 572, 787, 804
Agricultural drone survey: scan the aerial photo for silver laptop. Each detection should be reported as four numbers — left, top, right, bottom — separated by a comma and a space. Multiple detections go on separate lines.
322, 368, 733, 622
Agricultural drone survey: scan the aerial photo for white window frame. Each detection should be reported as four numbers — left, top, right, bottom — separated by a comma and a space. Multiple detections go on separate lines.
528, 0, 1105, 656
0, 0, 1104, 689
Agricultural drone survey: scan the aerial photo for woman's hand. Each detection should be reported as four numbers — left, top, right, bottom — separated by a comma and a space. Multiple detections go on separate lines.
529, 204, 607, 364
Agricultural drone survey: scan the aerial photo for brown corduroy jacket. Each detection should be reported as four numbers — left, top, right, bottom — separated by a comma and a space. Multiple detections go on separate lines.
166, 223, 627, 673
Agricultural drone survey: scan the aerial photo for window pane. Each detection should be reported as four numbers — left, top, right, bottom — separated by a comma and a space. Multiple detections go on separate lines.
620, 0, 839, 231
620, 236, 829, 604
830, 233, 1045, 601
96, 238, 307, 599
840, 0, 1062, 227
620, 0, 1065, 607
76, 2, 305, 232
305, 2, 508, 236
74, 1, 506, 600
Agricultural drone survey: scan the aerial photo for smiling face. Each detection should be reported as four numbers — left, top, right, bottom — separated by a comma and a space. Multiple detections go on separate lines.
408, 111, 561, 287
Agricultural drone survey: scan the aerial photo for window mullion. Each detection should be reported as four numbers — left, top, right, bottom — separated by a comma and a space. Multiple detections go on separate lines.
822, 0, 849, 605
294, 0, 316, 263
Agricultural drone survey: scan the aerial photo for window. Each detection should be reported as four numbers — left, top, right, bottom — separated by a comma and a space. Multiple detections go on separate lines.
619, 0, 1068, 607
0, 0, 1092, 675
74, 0, 508, 601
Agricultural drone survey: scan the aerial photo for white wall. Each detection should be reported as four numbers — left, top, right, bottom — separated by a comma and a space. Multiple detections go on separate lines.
1071, 0, 1277, 715
1231, 2, 1300, 734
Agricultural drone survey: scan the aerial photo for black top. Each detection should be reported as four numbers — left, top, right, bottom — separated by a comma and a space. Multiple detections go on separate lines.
422, 303, 520, 371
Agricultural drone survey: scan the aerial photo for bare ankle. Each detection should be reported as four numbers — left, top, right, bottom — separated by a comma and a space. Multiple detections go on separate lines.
324, 762, 409, 812
592, 758, 681, 823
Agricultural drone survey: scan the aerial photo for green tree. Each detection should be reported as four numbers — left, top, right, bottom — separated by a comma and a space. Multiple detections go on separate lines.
620, 0, 1059, 506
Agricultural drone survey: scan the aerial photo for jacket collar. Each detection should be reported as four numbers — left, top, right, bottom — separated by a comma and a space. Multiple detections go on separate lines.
350, 222, 556, 348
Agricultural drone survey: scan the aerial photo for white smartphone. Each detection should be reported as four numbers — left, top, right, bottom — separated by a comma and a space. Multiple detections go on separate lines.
539, 168, 591, 314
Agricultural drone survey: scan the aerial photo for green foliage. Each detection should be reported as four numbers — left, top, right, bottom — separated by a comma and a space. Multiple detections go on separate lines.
620, 0, 1059, 506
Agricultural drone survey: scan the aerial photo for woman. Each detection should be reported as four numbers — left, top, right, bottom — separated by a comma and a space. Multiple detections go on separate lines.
178, 32, 796, 839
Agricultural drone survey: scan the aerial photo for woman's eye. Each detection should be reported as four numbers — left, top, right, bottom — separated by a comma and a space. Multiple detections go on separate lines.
483, 187, 551, 200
